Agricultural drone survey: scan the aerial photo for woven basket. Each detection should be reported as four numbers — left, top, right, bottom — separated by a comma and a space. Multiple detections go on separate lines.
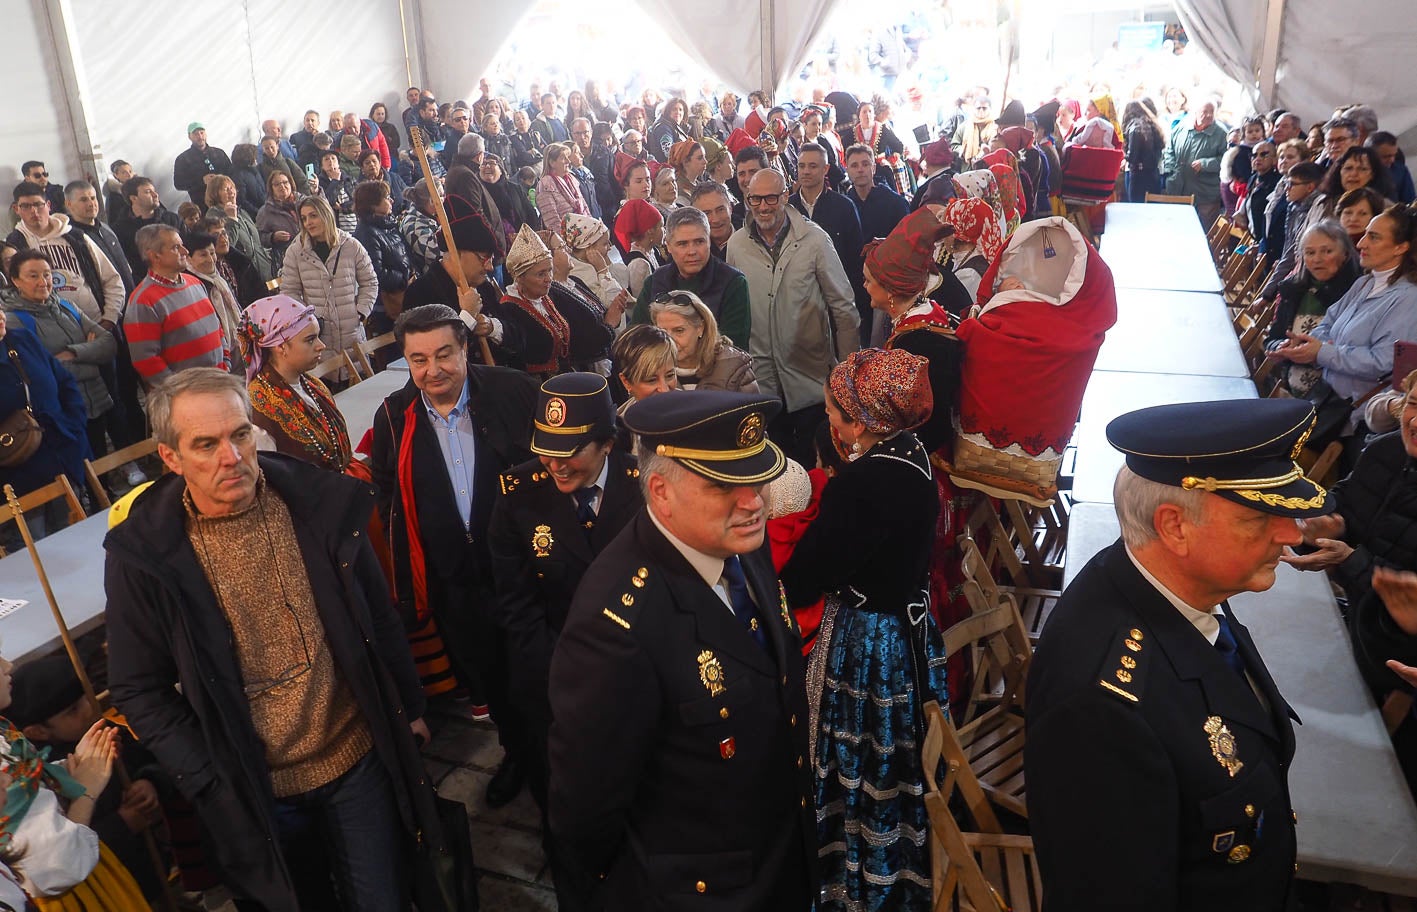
948, 435, 1061, 507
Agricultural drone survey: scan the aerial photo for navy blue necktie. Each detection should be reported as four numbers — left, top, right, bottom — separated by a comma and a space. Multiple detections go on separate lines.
573, 486, 599, 536
722, 555, 767, 651
1214, 612, 1248, 681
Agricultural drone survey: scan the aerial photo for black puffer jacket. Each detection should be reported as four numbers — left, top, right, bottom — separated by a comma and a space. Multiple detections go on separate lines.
352, 214, 412, 292
1329, 431, 1417, 694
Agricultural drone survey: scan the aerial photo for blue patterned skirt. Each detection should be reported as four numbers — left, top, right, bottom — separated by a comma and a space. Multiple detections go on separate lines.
813, 595, 951, 911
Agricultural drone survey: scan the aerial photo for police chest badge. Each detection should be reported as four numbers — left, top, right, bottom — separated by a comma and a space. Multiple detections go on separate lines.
697, 649, 726, 697
531, 524, 555, 557
1204, 716, 1244, 777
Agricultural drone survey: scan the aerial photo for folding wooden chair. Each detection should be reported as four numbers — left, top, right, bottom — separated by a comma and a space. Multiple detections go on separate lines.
0, 478, 86, 552
350, 331, 398, 377
1206, 215, 1231, 263
939, 579, 1032, 820
83, 438, 160, 510
307, 351, 362, 386
1144, 192, 1195, 205
959, 501, 1063, 642
923, 700, 1042, 911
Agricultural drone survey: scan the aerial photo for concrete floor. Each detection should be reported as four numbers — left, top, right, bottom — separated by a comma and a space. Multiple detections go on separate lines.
421, 703, 558, 911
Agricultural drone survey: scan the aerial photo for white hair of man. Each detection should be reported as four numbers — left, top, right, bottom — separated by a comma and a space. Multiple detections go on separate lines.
1112, 465, 1206, 549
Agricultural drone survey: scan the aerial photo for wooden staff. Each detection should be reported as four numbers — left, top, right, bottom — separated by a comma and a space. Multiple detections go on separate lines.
409, 126, 496, 367
3, 484, 180, 912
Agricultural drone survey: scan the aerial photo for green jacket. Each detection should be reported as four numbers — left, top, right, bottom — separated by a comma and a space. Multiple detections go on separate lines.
630, 259, 752, 350
1163, 121, 1228, 203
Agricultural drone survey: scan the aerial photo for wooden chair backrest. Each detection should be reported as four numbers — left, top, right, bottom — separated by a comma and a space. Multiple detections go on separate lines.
952, 539, 1033, 719
1144, 192, 1195, 205
0, 477, 86, 538
84, 438, 160, 509
349, 331, 397, 378
307, 351, 362, 385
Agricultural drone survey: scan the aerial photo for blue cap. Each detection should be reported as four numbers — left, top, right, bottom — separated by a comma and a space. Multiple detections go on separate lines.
531, 372, 616, 458
1106, 399, 1332, 518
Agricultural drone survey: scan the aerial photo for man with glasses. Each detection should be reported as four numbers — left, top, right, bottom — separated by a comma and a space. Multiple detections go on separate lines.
727, 168, 859, 466
1239, 141, 1281, 252
1318, 117, 1359, 168
1258, 160, 1326, 302
20, 160, 66, 214
105, 366, 439, 912
5, 181, 125, 328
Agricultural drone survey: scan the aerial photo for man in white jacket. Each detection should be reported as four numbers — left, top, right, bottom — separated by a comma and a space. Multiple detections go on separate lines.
5, 181, 125, 326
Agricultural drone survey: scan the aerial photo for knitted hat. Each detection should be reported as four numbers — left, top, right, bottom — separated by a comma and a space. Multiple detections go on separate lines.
765, 458, 812, 519
922, 139, 954, 169
667, 140, 700, 170
562, 212, 608, 250
828, 348, 934, 436
863, 206, 955, 299
506, 223, 551, 276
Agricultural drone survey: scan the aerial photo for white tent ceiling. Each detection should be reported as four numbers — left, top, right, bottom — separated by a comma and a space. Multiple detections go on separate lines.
2, 0, 1413, 203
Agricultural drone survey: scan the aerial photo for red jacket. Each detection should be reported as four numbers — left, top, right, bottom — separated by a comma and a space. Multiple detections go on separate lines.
767, 468, 829, 655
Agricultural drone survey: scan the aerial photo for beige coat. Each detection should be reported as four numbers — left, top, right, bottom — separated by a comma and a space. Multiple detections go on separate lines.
280, 231, 378, 359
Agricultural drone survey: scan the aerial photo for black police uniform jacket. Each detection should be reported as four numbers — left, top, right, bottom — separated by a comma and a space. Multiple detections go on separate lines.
547, 509, 816, 910
489, 448, 644, 727
1024, 540, 1298, 912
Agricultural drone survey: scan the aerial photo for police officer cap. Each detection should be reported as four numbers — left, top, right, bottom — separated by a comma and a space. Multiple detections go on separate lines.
625, 390, 787, 485
1106, 398, 1333, 518
532, 372, 617, 458
7, 654, 85, 729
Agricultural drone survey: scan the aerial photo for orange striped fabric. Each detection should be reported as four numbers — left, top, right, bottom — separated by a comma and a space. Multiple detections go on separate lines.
408, 614, 458, 697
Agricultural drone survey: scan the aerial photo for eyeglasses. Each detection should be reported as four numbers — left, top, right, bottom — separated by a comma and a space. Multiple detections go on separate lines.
746, 193, 783, 207
29, 172, 48, 178
15, 201, 47, 211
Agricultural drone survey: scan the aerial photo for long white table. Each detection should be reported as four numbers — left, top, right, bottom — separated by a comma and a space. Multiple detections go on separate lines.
1070, 371, 1258, 503
0, 510, 111, 666
1101, 203, 1224, 294
1063, 502, 1417, 895
1093, 288, 1248, 378
334, 370, 410, 448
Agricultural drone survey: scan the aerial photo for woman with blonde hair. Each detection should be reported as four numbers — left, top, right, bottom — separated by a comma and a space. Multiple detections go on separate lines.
279, 193, 377, 377
648, 289, 757, 392
204, 173, 273, 279
611, 323, 676, 406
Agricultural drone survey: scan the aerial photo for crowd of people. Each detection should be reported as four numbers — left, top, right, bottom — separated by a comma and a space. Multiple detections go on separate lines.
0, 67, 1413, 912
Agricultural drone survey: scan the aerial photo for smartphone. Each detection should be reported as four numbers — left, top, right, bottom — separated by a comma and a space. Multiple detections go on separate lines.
305, 163, 316, 181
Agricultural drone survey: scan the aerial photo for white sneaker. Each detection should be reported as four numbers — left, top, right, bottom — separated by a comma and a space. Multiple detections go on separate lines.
123, 463, 147, 487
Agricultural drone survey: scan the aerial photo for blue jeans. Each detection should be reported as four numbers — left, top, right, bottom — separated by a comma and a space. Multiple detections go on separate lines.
272, 751, 407, 912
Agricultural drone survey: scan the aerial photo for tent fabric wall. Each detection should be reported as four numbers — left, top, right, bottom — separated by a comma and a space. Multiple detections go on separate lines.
70, 0, 412, 204
417, 0, 531, 107
0, 1, 84, 190
1175, 0, 1417, 141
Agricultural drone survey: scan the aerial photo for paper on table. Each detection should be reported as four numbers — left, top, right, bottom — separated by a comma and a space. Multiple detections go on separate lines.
0, 599, 27, 619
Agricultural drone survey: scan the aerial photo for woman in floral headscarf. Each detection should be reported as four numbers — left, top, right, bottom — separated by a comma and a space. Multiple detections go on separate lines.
241, 294, 352, 472
781, 346, 949, 912
953, 168, 1009, 238
939, 196, 1004, 300
989, 162, 1025, 233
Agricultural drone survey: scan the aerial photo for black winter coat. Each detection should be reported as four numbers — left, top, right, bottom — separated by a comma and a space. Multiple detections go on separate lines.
231, 165, 266, 218
353, 214, 412, 292
104, 454, 439, 912
1328, 431, 1417, 694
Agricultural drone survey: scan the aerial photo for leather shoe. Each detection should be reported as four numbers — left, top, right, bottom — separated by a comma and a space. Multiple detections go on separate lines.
485, 757, 525, 808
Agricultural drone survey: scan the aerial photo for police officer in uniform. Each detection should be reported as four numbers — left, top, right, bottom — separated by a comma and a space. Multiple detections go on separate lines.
1026, 399, 1328, 911
489, 371, 643, 912
548, 390, 816, 910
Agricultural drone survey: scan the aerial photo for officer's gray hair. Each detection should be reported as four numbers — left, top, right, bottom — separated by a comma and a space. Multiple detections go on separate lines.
1113, 466, 1206, 548
149, 368, 250, 449
635, 441, 684, 497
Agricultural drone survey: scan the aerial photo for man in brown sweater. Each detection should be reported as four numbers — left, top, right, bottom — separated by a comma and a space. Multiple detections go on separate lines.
105, 368, 438, 912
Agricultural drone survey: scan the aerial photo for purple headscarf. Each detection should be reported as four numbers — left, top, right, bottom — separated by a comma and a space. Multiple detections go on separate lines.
239, 294, 317, 381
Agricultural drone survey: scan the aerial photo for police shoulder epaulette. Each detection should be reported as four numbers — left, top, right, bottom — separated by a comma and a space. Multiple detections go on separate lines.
602, 565, 651, 631
1095, 623, 1150, 704
499, 466, 551, 496
624, 465, 640, 480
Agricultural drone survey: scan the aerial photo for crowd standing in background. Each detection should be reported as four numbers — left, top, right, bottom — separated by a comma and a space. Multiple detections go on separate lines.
0, 66, 1412, 912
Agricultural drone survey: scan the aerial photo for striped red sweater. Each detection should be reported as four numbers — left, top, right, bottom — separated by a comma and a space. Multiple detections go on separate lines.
123, 272, 225, 385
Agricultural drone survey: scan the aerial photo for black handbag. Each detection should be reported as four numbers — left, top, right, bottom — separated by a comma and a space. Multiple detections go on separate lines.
412, 793, 480, 911
1305, 374, 1389, 450
0, 348, 43, 468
